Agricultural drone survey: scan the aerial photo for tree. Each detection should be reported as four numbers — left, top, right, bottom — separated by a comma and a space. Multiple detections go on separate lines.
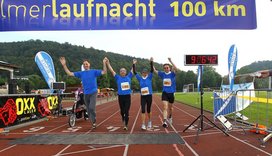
98, 74, 110, 88
202, 66, 222, 89
28, 74, 47, 89
176, 71, 187, 92
131, 77, 140, 91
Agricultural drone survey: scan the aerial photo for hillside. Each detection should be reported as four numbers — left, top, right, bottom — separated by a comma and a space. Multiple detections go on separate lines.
236, 60, 272, 89
0, 40, 164, 91
0, 40, 222, 91
237, 60, 272, 74
0, 40, 160, 76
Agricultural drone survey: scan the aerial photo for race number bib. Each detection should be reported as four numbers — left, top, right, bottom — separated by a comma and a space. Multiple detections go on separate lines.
163, 78, 172, 87
141, 87, 149, 95
121, 82, 130, 90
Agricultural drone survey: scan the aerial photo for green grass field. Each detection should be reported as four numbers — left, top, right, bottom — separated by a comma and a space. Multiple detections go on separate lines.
174, 91, 272, 127
175, 92, 214, 112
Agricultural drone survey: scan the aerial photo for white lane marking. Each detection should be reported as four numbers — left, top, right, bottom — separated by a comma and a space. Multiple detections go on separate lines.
53, 145, 71, 156
154, 100, 199, 156
53, 145, 125, 156
23, 126, 45, 133
123, 97, 141, 156
56, 109, 120, 155
173, 103, 271, 155
62, 126, 82, 133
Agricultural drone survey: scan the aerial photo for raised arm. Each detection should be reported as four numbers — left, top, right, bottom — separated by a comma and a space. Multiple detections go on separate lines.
152, 57, 158, 74
101, 57, 108, 75
59, 57, 74, 76
168, 57, 178, 73
150, 57, 154, 73
131, 59, 137, 74
106, 59, 116, 76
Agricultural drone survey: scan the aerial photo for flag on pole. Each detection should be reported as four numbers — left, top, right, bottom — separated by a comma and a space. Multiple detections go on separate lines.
197, 65, 203, 92
228, 45, 238, 91
35, 51, 56, 91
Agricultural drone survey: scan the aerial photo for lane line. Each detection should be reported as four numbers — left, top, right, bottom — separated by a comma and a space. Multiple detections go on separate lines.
173, 105, 215, 128
55, 109, 120, 155
53, 145, 71, 156
0, 97, 118, 154
173, 100, 271, 155
53, 99, 120, 155
228, 134, 272, 155
0, 123, 68, 153
53, 145, 125, 156
54, 96, 127, 155
154, 100, 197, 156
0, 145, 17, 153
123, 97, 142, 156
158, 115, 184, 156
88, 109, 120, 133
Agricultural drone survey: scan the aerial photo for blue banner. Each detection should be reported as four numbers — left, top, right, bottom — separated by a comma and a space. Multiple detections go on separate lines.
197, 65, 203, 92
34, 51, 56, 90
228, 44, 238, 91
213, 92, 236, 117
213, 82, 254, 117
0, 0, 256, 31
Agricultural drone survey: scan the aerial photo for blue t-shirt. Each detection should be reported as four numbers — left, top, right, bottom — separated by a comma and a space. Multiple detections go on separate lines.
158, 71, 176, 93
136, 73, 153, 96
115, 72, 133, 95
74, 69, 102, 94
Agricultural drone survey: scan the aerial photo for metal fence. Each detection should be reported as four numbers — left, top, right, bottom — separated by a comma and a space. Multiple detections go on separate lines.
214, 89, 272, 145
229, 89, 272, 129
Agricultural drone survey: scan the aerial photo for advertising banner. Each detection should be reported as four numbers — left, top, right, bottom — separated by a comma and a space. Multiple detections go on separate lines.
0, 0, 257, 31
0, 94, 59, 128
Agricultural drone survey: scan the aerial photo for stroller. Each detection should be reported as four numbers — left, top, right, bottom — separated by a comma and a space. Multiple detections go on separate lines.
68, 88, 89, 127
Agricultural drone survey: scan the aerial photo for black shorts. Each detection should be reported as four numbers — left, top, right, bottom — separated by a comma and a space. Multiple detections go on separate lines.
162, 92, 175, 103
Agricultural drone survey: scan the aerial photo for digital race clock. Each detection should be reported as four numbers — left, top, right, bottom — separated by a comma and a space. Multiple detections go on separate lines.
184, 54, 218, 66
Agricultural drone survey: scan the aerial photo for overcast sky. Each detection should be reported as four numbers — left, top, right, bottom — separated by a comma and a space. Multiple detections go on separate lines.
0, 1, 272, 76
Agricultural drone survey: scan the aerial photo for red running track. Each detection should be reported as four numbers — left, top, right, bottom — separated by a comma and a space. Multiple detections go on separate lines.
0, 94, 271, 156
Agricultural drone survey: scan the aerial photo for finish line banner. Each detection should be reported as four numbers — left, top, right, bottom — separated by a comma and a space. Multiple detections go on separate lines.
0, 0, 257, 31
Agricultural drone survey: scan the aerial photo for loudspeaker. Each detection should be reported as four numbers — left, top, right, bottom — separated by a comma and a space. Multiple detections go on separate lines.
25, 81, 30, 94
8, 79, 17, 94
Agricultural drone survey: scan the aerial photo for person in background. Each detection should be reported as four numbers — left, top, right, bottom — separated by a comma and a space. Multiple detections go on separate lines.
256, 69, 272, 78
153, 58, 177, 128
59, 57, 107, 129
133, 57, 154, 130
106, 58, 135, 131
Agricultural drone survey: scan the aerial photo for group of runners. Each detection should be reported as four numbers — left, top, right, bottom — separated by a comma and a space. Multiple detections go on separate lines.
59, 56, 177, 130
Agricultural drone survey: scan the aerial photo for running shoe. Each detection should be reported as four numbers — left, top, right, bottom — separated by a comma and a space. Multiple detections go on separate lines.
92, 123, 97, 129
162, 121, 168, 128
147, 121, 152, 129
84, 112, 89, 119
168, 118, 173, 125
141, 124, 147, 130
123, 126, 128, 131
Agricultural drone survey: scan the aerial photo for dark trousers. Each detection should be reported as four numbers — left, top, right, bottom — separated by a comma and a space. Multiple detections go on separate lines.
141, 95, 152, 113
118, 95, 131, 126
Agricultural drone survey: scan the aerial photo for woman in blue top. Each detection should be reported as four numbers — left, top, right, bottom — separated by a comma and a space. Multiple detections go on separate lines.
153, 58, 178, 128
106, 58, 135, 130
134, 57, 154, 130
60, 57, 107, 129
